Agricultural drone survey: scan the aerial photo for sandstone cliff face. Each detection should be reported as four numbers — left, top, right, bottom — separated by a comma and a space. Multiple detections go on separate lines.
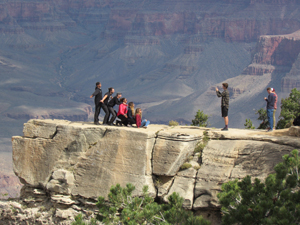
10, 119, 300, 224
241, 31, 300, 92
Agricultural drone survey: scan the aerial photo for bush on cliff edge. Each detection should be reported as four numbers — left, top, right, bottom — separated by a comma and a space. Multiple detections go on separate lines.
217, 149, 300, 225
277, 88, 300, 129
72, 183, 210, 225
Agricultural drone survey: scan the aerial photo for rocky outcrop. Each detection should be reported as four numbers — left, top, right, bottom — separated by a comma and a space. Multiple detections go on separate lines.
11, 119, 300, 224
289, 126, 300, 137
281, 51, 300, 92
242, 31, 300, 75
239, 30, 300, 92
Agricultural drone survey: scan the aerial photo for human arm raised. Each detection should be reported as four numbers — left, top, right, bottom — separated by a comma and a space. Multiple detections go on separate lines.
216, 87, 226, 97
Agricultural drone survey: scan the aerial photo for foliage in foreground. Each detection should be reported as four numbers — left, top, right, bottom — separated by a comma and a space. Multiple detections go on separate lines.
218, 149, 300, 225
191, 110, 210, 127
73, 184, 210, 225
277, 88, 300, 129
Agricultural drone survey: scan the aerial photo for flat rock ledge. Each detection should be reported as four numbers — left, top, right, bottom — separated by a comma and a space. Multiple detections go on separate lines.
9, 119, 300, 225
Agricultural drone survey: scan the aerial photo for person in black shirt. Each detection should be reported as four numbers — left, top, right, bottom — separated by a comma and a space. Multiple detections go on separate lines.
101, 87, 114, 125
107, 92, 122, 125
90, 82, 103, 125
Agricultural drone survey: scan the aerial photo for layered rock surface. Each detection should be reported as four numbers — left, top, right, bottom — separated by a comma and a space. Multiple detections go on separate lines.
10, 119, 300, 224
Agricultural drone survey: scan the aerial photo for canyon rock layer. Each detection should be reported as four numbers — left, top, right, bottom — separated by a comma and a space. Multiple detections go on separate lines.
6, 119, 300, 224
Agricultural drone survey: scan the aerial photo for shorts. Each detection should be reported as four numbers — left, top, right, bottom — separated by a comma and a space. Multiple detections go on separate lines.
222, 107, 228, 117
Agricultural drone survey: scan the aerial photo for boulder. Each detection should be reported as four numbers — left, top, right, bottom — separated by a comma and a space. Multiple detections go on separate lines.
13, 119, 158, 199
156, 176, 174, 198
289, 126, 300, 137
194, 139, 294, 209
164, 176, 195, 210
23, 119, 61, 139
152, 128, 202, 176
46, 169, 75, 195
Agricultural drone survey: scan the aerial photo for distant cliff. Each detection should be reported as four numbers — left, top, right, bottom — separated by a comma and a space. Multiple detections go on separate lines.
1, 0, 300, 41
4, 119, 300, 224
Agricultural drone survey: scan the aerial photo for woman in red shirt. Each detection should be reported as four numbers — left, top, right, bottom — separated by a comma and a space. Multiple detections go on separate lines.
135, 108, 150, 128
117, 98, 129, 126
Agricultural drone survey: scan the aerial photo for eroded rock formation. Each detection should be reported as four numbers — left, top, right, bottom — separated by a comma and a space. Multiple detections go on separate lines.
7, 119, 300, 224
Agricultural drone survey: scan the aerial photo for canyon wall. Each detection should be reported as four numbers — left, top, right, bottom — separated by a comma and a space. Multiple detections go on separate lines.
1, 0, 300, 42
242, 31, 300, 92
8, 119, 300, 224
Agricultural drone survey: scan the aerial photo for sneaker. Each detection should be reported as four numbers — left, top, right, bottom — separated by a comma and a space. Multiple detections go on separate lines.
221, 127, 228, 131
267, 129, 273, 132
94, 122, 100, 125
127, 124, 132, 127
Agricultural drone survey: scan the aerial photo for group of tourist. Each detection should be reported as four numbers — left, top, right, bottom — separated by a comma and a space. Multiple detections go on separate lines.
90, 81, 286, 132
90, 82, 150, 128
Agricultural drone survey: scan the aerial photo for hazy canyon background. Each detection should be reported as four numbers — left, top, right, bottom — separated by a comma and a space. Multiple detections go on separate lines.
1, 0, 300, 197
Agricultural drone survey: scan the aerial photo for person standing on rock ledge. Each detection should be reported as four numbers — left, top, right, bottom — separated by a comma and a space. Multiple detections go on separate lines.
272, 88, 278, 130
264, 87, 276, 132
107, 92, 122, 125
90, 82, 103, 125
216, 83, 229, 131
101, 87, 114, 125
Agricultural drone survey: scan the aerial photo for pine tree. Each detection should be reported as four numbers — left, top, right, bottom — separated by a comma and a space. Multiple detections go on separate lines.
244, 119, 255, 129
73, 183, 211, 225
218, 149, 300, 225
277, 88, 300, 129
256, 108, 269, 129
191, 110, 210, 127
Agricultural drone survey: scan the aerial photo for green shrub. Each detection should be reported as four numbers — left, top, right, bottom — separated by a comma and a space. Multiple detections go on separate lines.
72, 214, 97, 225
218, 149, 300, 225
194, 143, 206, 153
277, 88, 300, 129
256, 108, 269, 129
74, 183, 210, 225
169, 120, 179, 126
244, 119, 255, 129
193, 165, 201, 170
191, 110, 210, 127
194, 131, 210, 153
154, 178, 162, 188
180, 163, 192, 170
